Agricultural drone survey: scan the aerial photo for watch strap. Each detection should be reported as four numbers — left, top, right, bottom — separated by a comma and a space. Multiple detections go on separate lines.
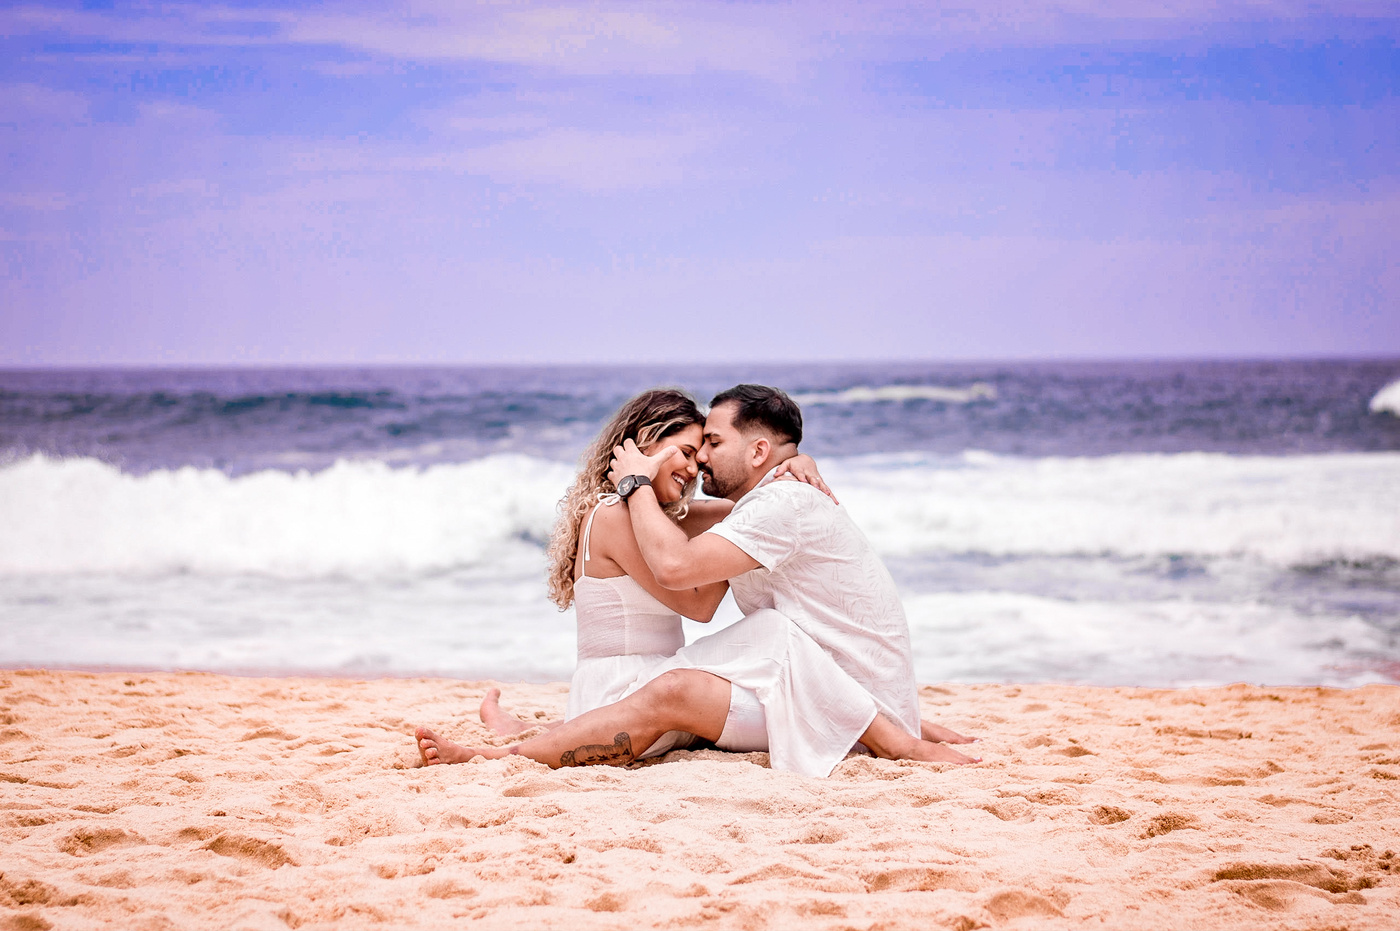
618, 475, 652, 499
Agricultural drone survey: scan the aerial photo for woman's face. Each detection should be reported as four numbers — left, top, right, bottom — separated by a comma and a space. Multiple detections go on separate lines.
640, 422, 703, 504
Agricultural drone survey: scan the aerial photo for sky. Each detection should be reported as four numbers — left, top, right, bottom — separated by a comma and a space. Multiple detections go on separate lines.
1, 1, 1398, 366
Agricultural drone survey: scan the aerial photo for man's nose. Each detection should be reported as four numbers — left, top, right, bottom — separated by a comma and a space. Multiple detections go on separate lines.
697, 444, 711, 463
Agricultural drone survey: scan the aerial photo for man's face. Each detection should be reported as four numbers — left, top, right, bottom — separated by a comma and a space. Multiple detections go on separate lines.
698, 402, 754, 500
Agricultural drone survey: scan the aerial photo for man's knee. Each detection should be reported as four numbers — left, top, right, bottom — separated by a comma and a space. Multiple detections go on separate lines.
642, 670, 725, 717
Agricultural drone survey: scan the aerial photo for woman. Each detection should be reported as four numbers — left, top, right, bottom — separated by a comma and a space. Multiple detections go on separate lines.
478, 388, 974, 756
482, 388, 792, 746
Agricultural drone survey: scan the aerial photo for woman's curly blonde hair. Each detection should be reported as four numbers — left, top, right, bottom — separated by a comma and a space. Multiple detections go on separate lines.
546, 388, 705, 609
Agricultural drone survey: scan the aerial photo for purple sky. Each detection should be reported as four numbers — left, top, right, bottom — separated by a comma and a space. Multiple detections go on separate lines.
1, 2, 1397, 365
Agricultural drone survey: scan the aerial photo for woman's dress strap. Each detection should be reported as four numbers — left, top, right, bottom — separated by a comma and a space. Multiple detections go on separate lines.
579, 493, 621, 578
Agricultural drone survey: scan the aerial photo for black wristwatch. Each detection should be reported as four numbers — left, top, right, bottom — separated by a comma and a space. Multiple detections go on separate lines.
616, 475, 652, 499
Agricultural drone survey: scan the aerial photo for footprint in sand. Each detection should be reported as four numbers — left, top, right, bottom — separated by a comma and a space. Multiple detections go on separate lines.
1141, 812, 1199, 838
203, 832, 295, 869
1211, 862, 1373, 910
861, 867, 978, 893
57, 827, 143, 857
979, 799, 1033, 822
0, 875, 66, 906
499, 775, 559, 798
1321, 845, 1396, 877
1087, 805, 1131, 825
984, 889, 1064, 921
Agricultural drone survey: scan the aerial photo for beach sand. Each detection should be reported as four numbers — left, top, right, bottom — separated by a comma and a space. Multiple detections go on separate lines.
2, 671, 1397, 930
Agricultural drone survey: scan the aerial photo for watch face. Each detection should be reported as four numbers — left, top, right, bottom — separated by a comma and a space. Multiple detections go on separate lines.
617, 475, 637, 497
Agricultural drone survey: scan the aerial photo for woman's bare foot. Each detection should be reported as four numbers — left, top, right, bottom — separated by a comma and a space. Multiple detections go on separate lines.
921, 719, 978, 744
414, 727, 510, 766
479, 688, 534, 737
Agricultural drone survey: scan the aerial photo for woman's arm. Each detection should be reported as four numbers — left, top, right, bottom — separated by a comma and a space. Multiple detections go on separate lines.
772, 453, 838, 503
584, 502, 730, 622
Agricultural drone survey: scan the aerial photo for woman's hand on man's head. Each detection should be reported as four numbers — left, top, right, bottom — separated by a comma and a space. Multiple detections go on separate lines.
773, 454, 838, 504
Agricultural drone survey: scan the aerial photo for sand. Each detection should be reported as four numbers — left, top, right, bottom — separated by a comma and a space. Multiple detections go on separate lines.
1, 670, 1397, 930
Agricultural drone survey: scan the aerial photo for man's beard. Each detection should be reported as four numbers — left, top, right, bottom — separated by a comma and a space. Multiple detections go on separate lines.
700, 466, 737, 499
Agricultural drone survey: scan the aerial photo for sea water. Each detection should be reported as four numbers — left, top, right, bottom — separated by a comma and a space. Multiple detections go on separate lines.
2, 360, 1398, 687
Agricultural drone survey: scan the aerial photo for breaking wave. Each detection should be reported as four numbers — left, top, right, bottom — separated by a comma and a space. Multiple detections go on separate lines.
2, 449, 1397, 577
1370, 378, 1400, 416
791, 383, 996, 405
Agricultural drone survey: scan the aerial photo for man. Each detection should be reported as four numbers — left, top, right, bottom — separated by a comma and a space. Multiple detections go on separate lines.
415, 385, 975, 776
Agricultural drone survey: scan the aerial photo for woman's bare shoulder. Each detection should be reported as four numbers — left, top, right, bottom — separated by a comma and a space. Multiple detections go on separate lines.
585, 498, 634, 538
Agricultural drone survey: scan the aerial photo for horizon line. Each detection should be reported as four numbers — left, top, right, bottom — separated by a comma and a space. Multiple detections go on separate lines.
2, 351, 1399, 373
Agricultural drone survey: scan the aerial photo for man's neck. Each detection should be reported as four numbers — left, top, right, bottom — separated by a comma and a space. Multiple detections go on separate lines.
726, 445, 799, 502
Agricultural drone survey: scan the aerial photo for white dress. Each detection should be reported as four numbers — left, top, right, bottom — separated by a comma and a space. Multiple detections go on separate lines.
636, 471, 913, 778
564, 497, 687, 722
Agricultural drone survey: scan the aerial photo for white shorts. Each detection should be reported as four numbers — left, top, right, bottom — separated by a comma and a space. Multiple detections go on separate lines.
715, 683, 768, 753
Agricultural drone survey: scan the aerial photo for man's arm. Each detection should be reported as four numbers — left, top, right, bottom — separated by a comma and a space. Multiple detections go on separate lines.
610, 441, 760, 589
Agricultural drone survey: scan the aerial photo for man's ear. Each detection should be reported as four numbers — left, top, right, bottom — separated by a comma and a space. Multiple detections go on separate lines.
750, 436, 771, 467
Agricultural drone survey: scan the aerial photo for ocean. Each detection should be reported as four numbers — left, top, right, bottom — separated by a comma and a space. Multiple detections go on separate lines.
2, 359, 1398, 688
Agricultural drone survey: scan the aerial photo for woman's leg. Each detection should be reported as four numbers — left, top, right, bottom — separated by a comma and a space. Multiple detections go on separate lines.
418, 669, 979, 769
417, 669, 732, 768
479, 690, 971, 746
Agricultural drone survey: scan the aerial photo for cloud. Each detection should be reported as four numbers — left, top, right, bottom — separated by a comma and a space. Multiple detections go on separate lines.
281, 122, 716, 191
0, 2, 808, 79
446, 126, 714, 190
0, 83, 91, 126
279, 2, 808, 80
5, 1, 1396, 89
0, 191, 81, 211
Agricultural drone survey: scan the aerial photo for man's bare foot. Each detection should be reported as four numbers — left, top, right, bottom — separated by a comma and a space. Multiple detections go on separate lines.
912, 739, 980, 765
414, 726, 509, 766
921, 719, 978, 744
479, 688, 534, 737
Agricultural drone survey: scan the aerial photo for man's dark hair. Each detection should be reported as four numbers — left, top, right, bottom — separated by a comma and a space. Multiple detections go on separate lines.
710, 384, 803, 446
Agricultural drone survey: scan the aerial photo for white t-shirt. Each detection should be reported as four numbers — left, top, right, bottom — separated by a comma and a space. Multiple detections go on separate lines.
704, 473, 921, 735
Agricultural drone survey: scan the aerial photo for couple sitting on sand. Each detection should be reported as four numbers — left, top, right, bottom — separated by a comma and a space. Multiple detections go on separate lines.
415, 384, 978, 778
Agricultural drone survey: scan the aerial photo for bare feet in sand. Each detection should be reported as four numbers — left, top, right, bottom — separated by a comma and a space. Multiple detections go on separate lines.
414, 727, 509, 766
478, 688, 533, 737
921, 720, 978, 745
918, 741, 980, 764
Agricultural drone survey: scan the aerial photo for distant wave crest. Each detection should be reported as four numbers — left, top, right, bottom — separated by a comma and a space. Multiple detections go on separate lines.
1369, 379, 1400, 416
791, 383, 996, 406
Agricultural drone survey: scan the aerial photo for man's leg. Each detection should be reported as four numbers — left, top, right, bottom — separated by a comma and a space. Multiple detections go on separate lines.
416, 669, 731, 768
862, 714, 978, 764
922, 720, 976, 745
712, 682, 977, 765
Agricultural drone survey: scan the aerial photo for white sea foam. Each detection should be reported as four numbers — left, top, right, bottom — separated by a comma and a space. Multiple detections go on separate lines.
2, 450, 1396, 577
829, 450, 1400, 565
791, 383, 996, 405
1370, 378, 1400, 416
903, 590, 1392, 687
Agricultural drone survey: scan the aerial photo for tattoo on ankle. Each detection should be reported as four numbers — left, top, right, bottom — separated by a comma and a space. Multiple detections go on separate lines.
559, 732, 634, 767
